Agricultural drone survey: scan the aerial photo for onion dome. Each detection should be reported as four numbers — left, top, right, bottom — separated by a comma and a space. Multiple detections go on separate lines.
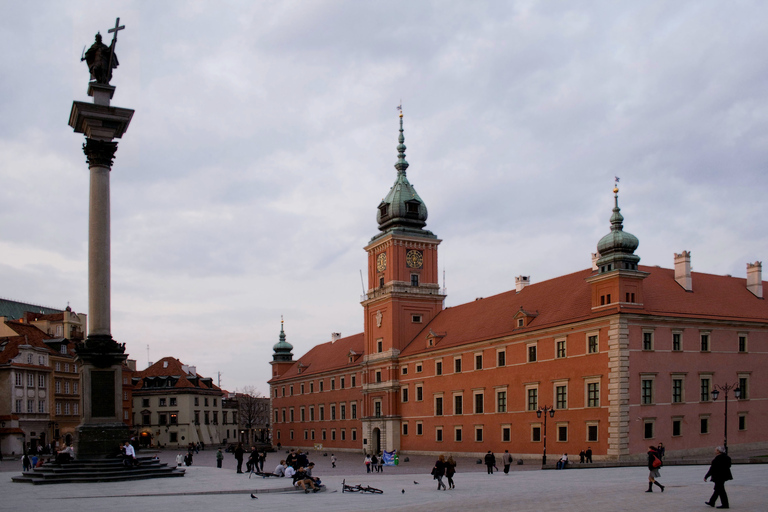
373, 111, 435, 240
595, 186, 640, 273
272, 317, 293, 362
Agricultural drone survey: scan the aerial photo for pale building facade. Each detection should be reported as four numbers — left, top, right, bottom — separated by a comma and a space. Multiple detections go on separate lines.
132, 357, 225, 448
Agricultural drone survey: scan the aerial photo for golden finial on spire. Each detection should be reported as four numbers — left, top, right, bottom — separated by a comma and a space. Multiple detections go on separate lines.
397, 101, 403, 118
613, 176, 620, 195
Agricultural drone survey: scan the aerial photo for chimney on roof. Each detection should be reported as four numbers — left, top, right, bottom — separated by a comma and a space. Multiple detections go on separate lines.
188, 365, 197, 376
147, 361, 153, 368
331, 332, 341, 343
674, 251, 692, 292
591, 252, 600, 271
515, 276, 530, 292
746, 261, 763, 298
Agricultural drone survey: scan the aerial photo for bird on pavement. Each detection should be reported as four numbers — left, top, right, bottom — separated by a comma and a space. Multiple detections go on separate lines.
250, 494, 258, 499
414, 481, 419, 484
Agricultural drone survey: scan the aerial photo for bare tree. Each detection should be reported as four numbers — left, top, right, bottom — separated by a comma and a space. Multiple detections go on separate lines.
236, 386, 270, 444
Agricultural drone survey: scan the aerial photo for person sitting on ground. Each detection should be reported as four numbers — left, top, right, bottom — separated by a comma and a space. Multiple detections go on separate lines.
294, 467, 319, 493
306, 462, 322, 486
55, 444, 75, 464
556, 453, 568, 469
284, 463, 296, 479
273, 460, 287, 477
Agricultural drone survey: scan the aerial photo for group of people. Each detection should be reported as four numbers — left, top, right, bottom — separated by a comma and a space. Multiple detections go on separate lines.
578, 447, 594, 463
431, 454, 457, 490
645, 444, 732, 508
232, 443, 268, 474
266, 450, 323, 493
363, 452, 385, 472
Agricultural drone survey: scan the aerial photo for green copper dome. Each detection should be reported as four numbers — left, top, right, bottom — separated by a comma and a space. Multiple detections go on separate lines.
272, 319, 293, 362
373, 114, 436, 241
595, 188, 640, 273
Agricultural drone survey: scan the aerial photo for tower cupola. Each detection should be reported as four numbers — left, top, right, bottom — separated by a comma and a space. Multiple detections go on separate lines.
272, 317, 293, 362
374, 111, 435, 240
595, 186, 640, 273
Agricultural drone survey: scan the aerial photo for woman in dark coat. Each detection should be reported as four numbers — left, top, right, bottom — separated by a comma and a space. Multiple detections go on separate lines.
432, 454, 447, 490
445, 456, 457, 489
704, 446, 732, 508
646, 446, 665, 492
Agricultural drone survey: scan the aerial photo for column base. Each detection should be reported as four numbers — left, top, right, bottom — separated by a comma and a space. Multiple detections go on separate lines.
75, 423, 129, 459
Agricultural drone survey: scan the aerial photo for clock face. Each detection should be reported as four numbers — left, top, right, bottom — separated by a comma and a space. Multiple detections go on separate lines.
406, 249, 423, 269
376, 253, 387, 272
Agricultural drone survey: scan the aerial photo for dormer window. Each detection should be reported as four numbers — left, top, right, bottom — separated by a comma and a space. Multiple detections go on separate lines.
379, 203, 389, 218
517, 318, 524, 327
405, 200, 420, 216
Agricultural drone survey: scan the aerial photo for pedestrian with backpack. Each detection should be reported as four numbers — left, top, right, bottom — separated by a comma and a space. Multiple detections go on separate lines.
645, 445, 665, 493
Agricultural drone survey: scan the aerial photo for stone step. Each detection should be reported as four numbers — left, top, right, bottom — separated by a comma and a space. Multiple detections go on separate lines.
11, 469, 185, 485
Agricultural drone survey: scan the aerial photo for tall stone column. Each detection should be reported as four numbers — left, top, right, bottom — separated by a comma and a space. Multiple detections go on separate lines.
69, 82, 134, 458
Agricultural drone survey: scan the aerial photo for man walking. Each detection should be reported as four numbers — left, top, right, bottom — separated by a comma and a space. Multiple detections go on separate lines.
484, 450, 496, 474
704, 446, 732, 509
502, 450, 513, 474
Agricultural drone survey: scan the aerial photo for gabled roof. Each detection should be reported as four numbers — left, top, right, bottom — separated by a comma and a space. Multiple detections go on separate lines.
269, 333, 365, 383
134, 357, 221, 391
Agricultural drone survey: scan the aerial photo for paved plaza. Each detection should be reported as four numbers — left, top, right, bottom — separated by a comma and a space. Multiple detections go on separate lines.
2, 449, 767, 511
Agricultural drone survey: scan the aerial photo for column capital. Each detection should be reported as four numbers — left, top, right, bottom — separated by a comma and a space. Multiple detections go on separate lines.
83, 138, 118, 168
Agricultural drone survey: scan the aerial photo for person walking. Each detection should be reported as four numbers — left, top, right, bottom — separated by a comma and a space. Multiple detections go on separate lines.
216, 448, 223, 469
377, 452, 384, 473
502, 450, 513, 474
234, 443, 245, 474
432, 454, 447, 490
371, 453, 379, 472
331, 454, 337, 468
645, 445, 665, 493
364, 453, 372, 473
585, 447, 593, 463
704, 446, 732, 509
446, 456, 457, 489
484, 450, 496, 474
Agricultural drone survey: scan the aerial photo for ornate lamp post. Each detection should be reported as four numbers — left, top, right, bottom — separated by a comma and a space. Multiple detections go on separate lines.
536, 405, 555, 466
711, 383, 741, 454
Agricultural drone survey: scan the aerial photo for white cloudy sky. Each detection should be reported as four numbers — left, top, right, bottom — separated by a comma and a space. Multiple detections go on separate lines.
1, 1, 766, 395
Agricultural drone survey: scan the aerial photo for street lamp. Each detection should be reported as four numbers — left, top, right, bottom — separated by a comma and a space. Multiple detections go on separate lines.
711, 383, 740, 454
536, 405, 555, 466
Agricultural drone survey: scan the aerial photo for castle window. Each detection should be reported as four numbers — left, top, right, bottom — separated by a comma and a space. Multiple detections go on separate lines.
435, 361, 442, 375
644, 420, 654, 439
588, 334, 599, 354
454, 357, 462, 373
738, 334, 748, 353
436, 427, 443, 442
700, 332, 710, 352
517, 318, 524, 327
375, 370, 382, 383
497, 350, 506, 367
672, 332, 682, 351
411, 274, 420, 287
412, 315, 422, 323
556, 339, 566, 358
527, 344, 537, 362
672, 419, 682, 437
377, 339, 383, 353
642, 331, 654, 351
379, 203, 389, 217
475, 353, 483, 370
405, 201, 420, 215
379, 276, 384, 288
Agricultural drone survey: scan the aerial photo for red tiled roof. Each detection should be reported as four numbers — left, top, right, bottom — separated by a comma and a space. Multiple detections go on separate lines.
23, 311, 64, 323
269, 333, 365, 383
400, 265, 767, 356
134, 357, 221, 391
0, 322, 58, 363
269, 265, 767, 373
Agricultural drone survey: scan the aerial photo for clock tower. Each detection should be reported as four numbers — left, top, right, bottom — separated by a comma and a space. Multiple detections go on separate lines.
360, 111, 445, 453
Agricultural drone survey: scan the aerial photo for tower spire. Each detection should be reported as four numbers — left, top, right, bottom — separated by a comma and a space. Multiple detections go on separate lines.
395, 108, 409, 174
